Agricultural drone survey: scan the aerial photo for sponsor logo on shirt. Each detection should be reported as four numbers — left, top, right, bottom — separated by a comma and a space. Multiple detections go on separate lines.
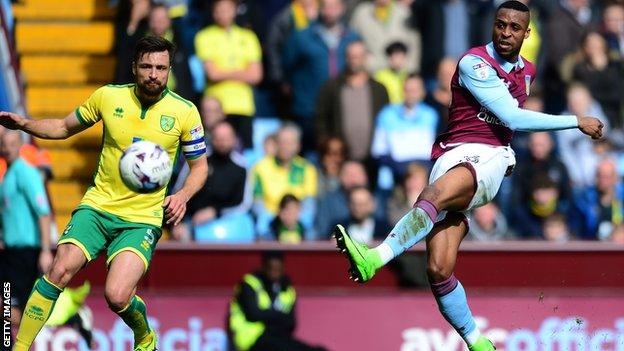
476, 107, 507, 127
472, 62, 490, 80
189, 125, 203, 137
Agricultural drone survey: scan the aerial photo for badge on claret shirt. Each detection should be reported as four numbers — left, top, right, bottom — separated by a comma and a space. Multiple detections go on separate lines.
525, 75, 531, 95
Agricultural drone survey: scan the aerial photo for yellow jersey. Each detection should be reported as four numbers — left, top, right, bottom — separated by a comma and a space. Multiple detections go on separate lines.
75, 84, 206, 227
194, 24, 261, 116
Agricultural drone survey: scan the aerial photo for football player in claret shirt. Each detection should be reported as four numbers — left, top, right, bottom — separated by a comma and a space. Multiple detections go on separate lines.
1, 36, 208, 351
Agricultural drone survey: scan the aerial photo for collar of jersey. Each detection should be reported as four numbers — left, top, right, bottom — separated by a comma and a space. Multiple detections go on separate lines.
132, 85, 170, 110
485, 42, 524, 73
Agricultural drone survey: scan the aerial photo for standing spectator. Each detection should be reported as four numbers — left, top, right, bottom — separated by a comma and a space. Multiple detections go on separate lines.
315, 41, 389, 164
371, 73, 439, 180
602, 3, 624, 58
195, 0, 263, 149
229, 252, 327, 351
350, 0, 421, 73
200, 96, 226, 142
514, 173, 567, 239
467, 203, 513, 242
253, 124, 317, 238
571, 159, 624, 240
316, 135, 349, 196
386, 162, 428, 224
542, 212, 572, 242
338, 186, 390, 244
572, 31, 624, 130
425, 57, 456, 133
543, 0, 594, 112
608, 223, 624, 244
114, 0, 150, 84
172, 121, 249, 241
315, 160, 368, 238
269, 195, 306, 244
374, 41, 409, 104
282, 0, 359, 152
0, 131, 52, 329
557, 83, 610, 188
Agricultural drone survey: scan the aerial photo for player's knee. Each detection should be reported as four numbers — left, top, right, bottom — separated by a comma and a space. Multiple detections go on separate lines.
104, 287, 133, 312
426, 261, 453, 283
47, 261, 74, 288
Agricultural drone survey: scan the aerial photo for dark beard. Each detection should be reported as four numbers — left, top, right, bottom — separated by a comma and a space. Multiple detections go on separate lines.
137, 80, 166, 98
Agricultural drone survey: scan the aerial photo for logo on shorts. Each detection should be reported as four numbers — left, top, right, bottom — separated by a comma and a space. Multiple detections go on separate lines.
463, 155, 480, 163
62, 224, 73, 236
141, 229, 155, 250
160, 115, 175, 132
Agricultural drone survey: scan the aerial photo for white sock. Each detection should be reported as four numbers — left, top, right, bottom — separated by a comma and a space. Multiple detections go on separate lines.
465, 328, 481, 346
374, 242, 395, 266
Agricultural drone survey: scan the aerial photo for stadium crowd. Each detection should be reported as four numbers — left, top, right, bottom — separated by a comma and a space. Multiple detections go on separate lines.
113, 0, 624, 244
4, 0, 624, 245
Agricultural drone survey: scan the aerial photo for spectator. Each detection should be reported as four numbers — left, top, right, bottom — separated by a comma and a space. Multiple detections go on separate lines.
514, 172, 567, 239
609, 223, 624, 244
371, 73, 438, 180
468, 203, 513, 241
317, 135, 349, 196
315, 160, 368, 238
269, 195, 306, 244
172, 121, 249, 241
148, 3, 195, 101
114, 0, 150, 84
200, 95, 226, 142
386, 162, 428, 224
253, 123, 317, 238
557, 83, 610, 188
572, 31, 624, 130
571, 159, 624, 240
424, 57, 456, 133
263, 133, 278, 158
195, 0, 263, 149
543, 0, 594, 112
374, 41, 409, 104
518, 0, 546, 64
543, 212, 572, 242
316, 40, 389, 164
602, 3, 624, 58
0, 131, 52, 329
228, 251, 326, 351
350, 0, 421, 73
512, 132, 572, 230
267, 0, 319, 85
339, 186, 390, 244
282, 0, 359, 152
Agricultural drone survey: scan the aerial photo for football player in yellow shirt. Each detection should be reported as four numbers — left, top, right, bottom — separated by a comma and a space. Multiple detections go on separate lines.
0, 36, 208, 351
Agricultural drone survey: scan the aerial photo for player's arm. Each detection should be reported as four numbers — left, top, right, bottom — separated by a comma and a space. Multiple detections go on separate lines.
163, 155, 208, 225
0, 111, 88, 140
458, 56, 603, 138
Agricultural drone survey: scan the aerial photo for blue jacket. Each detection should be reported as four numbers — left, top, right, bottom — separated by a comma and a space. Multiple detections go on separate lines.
282, 22, 359, 119
570, 183, 624, 240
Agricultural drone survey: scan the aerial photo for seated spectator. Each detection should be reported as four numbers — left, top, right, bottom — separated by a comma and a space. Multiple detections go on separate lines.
608, 223, 624, 244
371, 73, 438, 180
424, 57, 456, 133
338, 186, 390, 244
228, 251, 327, 351
316, 136, 348, 196
315, 160, 368, 238
350, 0, 420, 73
511, 132, 572, 230
602, 3, 624, 58
172, 121, 249, 241
200, 96, 226, 143
386, 162, 428, 224
571, 159, 624, 240
316, 40, 389, 177
542, 213, 572, 242
557, 83, 610, 188
572, 31, 624, 130
195, 0, 263, 149
283, 0, 359, 152
253, 124, 317, 238
468, 203, 513, 241
514, 173, 567, 239
269, 195, 305, 244
374, 41, 409, 104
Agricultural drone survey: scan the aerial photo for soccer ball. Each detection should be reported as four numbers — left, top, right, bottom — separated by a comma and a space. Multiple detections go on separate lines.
119, 140, 172, 193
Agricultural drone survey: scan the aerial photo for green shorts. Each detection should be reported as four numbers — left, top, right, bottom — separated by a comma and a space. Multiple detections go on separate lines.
58, 205, 162, 271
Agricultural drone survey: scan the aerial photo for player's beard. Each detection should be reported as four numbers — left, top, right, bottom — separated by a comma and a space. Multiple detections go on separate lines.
137, 79, 167, 98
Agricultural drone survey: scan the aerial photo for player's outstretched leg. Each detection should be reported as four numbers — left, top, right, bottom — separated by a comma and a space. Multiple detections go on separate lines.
105, 251, 157, 351
426, 212, 495, 351
14, 244, 86, 351
334, 166, 476, 283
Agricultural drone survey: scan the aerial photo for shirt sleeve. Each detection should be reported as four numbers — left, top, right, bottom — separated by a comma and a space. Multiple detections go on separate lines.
19, 165, 50, 217
244, 31, 262, 63
194, 29, 215, 61
458, 55, 578, 131
180, 106, 207, 160
75, 87, 105, 126
371, 107, 391, 158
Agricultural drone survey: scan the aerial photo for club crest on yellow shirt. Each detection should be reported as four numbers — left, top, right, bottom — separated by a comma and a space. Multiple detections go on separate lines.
160, 115, 175, 132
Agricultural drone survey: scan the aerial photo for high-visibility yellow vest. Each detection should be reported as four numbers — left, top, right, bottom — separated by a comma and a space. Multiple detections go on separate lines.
229, 274, 296, 351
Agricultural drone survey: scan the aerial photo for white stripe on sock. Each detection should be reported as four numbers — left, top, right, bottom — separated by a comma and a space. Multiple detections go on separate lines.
465, 328, 481, 346
375, 242, 395, 266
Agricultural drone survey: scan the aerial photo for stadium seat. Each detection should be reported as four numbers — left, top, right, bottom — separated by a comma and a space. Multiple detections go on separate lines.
21, 55, 115, 84
194, 213, 256, 243
16, 22, 114, 54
